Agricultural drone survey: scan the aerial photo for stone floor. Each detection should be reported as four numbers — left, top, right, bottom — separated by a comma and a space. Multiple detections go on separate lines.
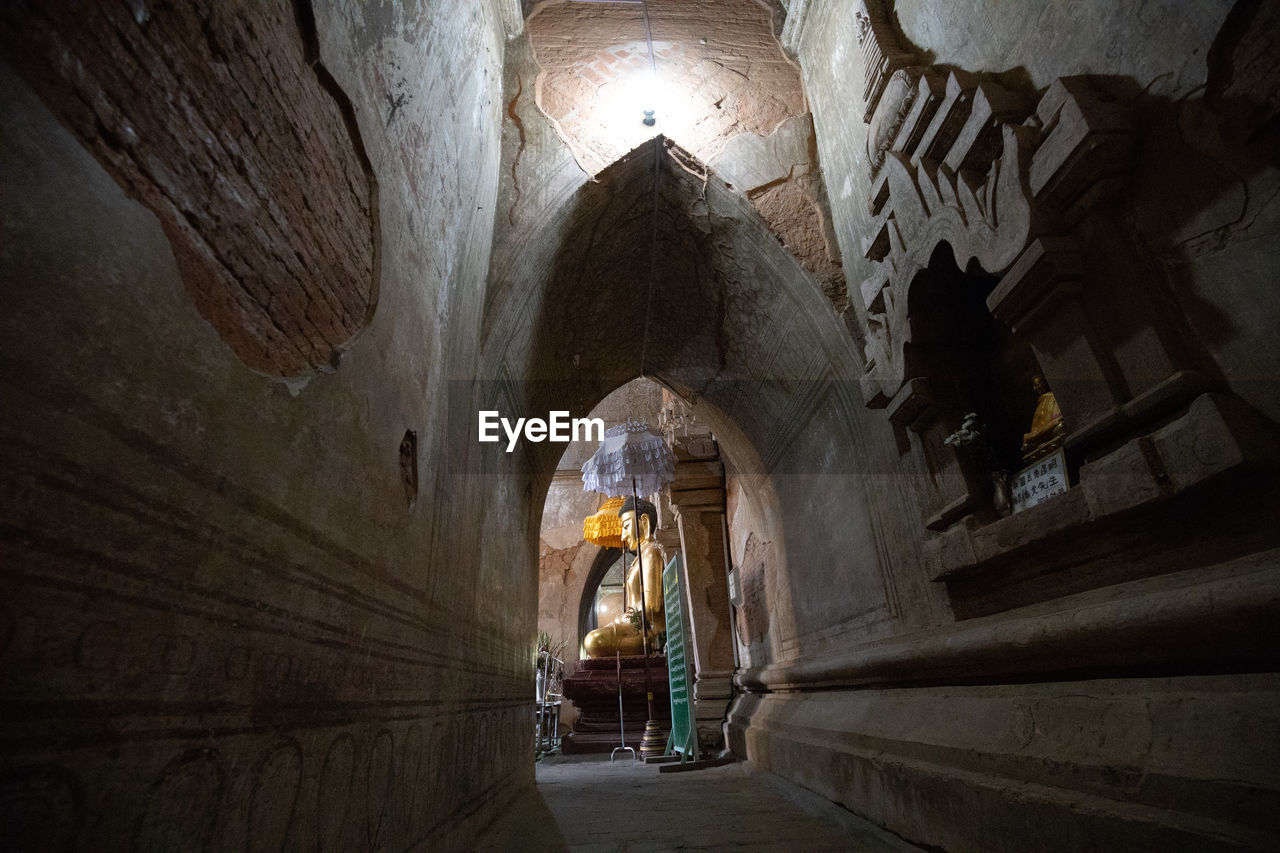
476, 754, 920, 852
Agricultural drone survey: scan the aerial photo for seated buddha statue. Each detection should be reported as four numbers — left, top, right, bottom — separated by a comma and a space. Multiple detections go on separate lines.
583, 496, 666, 658
1021, 375, 1066, 463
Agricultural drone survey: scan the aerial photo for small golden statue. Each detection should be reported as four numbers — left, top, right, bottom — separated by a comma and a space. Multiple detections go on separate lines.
1021, 375, 1066, 464
583, 497, 666, 658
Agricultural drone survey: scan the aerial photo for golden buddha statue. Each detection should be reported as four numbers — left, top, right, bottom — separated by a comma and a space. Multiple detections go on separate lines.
583, 496, 666, 658
1021, 375, 1066, 463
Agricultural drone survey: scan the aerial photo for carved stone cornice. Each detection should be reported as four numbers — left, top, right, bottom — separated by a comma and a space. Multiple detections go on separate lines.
856, 64, 1131, 404
856, 6, 917, 123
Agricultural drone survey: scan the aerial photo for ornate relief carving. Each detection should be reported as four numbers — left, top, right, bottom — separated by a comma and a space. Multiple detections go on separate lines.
866, 69, 918, 176
854, 11, 872, 45
857, 5, 916, 122
851, 8, 1132, 408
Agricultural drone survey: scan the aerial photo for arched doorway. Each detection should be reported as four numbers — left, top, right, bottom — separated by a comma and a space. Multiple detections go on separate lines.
485, 138, 888, 765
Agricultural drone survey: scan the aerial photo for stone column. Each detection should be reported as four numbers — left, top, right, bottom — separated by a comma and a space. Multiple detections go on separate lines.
668, 451, 735, 751
654, 487, 683, 556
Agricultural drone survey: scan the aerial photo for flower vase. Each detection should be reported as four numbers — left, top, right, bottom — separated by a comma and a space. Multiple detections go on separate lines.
991, 471, 1012, 517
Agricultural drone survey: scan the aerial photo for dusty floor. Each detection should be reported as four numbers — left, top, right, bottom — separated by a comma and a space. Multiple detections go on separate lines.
476, 754, 919, 852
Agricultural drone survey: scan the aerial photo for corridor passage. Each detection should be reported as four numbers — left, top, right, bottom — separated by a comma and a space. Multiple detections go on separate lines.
477, 755, 919, 852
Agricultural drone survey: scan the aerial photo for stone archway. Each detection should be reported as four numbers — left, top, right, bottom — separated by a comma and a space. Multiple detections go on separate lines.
482, 136, 907, 690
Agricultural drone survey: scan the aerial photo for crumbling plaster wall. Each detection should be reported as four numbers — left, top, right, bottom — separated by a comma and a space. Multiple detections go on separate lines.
0, 1, 524, 850
719, 1, 1280, 849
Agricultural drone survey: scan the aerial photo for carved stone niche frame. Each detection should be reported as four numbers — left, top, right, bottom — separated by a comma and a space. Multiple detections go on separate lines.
849, 3, 1279, 586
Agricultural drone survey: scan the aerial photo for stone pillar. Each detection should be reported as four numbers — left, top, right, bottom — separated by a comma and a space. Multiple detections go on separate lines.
668, 451, 735, 751
654, 487, 683, 556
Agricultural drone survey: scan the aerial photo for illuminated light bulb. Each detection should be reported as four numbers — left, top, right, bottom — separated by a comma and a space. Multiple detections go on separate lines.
638, 73, 658, 126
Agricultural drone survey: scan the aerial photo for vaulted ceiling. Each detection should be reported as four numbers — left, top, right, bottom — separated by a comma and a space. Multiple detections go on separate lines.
480, 1, 860, 480
526, 0, 801, 174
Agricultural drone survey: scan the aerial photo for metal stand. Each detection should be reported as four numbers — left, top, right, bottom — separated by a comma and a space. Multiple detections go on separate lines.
535, 650, 564, 756
609, 652, 636, 762
630, 477, 666, 760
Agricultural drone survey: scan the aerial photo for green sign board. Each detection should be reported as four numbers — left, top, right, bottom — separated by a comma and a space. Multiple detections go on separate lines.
663, 553, 698, 761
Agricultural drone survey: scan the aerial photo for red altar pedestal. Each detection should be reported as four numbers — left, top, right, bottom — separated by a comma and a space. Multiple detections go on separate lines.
561, 654, 671, 754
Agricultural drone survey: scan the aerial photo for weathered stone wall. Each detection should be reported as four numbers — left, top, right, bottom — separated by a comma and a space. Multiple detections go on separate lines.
527, 0, 804, 174
523, 0, 848, 312
721, 1, 1280, 849
0, 1, 521, 849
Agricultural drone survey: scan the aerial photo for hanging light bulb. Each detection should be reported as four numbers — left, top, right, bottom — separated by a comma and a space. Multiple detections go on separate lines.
639, 72, 658, 126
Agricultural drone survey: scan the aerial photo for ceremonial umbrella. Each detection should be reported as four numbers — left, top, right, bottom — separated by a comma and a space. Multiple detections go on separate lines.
581, 420, 676, 500
582, 495, 626, 550
580, 420, 676, 736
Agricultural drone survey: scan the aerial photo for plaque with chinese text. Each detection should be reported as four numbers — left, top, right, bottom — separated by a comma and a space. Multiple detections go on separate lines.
1011, 449, 1068, 513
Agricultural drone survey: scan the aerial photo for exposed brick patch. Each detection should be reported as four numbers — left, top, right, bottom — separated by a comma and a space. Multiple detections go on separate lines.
0, 0, 378, 378
539, 538, 589, 628
750, 180, 849, 312
540, 539, 583, 578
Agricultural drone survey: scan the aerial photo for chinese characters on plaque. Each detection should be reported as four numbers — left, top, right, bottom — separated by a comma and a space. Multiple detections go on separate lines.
1011, 449, 1067, 513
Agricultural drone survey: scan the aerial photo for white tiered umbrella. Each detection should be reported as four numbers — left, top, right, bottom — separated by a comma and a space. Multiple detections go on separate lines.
580, 420, 675, 499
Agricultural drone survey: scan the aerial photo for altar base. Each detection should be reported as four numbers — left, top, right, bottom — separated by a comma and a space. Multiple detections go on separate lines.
561, 655, 671, 754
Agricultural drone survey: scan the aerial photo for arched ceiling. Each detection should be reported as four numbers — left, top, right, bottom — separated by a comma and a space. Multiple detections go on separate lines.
512, 0, 847, 310
480, 1, 862, 494
526, 0, 802, 173
483, 137, 862, 482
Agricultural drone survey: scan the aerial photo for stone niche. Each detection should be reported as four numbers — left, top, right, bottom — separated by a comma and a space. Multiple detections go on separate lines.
847, 4, 1280, 610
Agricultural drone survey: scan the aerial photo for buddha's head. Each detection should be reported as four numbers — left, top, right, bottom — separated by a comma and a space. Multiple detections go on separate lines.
618, 496, 658, 551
